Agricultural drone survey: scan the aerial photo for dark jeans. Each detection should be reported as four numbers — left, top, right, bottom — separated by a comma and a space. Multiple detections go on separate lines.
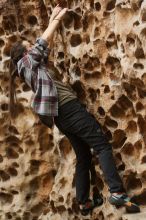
41, 99, 125, 203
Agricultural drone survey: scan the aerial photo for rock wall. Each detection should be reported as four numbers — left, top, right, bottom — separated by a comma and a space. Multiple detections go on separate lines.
0, 0, 146, 219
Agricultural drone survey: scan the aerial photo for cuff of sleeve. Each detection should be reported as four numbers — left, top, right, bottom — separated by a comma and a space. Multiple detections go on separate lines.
36, 38, 48, 50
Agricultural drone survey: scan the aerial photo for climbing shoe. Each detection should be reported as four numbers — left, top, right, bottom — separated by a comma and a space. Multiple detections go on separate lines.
79, 199, 95, 216
79, 194, 103, 216
109, 193, 140, 213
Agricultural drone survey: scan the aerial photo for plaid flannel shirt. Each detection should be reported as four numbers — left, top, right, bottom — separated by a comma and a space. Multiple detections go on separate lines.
17, 38, 58, 116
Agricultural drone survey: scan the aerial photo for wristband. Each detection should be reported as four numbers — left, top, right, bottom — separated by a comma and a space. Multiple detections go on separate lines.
53, 18, 60, 21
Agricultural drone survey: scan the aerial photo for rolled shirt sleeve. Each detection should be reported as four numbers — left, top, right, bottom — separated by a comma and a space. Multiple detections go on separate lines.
27, 38, 49, 69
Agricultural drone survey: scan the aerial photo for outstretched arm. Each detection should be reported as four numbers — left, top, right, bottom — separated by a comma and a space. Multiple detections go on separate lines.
17, 5, 68, 72
41, 6, 68, 42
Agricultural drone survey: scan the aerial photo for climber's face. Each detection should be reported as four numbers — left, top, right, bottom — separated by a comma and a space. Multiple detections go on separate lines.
22, 40, 32, 51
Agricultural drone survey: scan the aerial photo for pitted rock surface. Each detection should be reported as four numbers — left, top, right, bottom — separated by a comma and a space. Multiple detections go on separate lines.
0, 0, 146, 220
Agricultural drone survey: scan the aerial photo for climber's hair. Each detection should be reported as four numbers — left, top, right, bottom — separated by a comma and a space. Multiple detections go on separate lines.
9, 41, 27, 118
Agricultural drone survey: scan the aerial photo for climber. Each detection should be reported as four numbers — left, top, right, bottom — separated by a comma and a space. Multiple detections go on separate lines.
9, 4, 140, 216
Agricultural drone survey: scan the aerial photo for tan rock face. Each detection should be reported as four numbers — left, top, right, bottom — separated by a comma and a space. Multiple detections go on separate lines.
0, 0, 146, 219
